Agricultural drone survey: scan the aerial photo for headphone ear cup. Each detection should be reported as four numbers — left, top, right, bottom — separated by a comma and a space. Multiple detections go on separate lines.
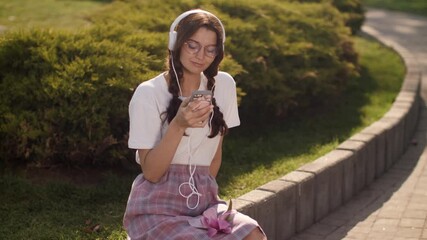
168, 31, 177, 51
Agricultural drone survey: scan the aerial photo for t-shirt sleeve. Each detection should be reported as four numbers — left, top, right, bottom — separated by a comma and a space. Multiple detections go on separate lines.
128, 83, 163, 150
221, 74, 240, 128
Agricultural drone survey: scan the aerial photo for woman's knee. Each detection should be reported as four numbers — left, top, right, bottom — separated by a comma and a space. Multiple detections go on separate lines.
243, 228, 266, 240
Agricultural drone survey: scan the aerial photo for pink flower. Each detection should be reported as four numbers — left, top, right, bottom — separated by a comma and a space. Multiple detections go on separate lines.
201, 208, 236, 237
187, 201, 237, 238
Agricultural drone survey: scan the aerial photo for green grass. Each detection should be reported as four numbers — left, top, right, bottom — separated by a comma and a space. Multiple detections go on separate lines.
217, 36, 405, 197
0, 171, 131, 240
0, 0, 109, 30
362, 0, 427, 17
0, 35, 405, 239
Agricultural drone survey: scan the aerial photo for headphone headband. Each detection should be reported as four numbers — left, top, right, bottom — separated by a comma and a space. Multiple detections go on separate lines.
168, 9, 226, 51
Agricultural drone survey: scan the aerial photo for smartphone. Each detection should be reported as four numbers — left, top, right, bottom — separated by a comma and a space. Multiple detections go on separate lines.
190, 90, 212, 109
190, 90, 212, 102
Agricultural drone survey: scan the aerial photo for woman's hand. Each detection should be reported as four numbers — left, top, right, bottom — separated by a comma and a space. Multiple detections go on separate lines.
174, 97, 213, 129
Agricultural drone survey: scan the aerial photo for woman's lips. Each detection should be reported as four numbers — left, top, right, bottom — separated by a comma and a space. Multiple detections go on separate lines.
191, 61, 204, 68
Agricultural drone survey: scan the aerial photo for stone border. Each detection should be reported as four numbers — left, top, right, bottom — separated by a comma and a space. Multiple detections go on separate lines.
233, 26, 422, 240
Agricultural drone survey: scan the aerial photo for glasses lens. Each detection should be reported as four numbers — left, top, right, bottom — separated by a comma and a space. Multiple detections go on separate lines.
184, 40, 218, 58
205, 46, 218, 58
184, 40, 200, 54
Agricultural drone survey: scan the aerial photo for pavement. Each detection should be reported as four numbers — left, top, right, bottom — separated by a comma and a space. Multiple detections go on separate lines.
290, 8, 427, 240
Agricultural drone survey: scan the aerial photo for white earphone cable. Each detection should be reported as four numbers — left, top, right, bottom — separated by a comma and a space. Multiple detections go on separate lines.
170, 53, 183, 98
178, 128, 202, 210
178, 109, 214, 209
171, 50, 216, 210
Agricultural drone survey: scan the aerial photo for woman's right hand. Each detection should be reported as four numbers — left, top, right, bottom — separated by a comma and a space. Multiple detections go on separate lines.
174, 97, 213, 129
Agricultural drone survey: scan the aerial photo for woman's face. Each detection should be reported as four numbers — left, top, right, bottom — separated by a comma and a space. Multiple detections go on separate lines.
179, 27, 218, 76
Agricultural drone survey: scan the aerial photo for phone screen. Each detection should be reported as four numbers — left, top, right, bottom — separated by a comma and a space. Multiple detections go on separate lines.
190, 90, 212, 102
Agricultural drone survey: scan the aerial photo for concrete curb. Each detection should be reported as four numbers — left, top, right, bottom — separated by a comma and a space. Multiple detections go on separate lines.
233, 26, 422, 239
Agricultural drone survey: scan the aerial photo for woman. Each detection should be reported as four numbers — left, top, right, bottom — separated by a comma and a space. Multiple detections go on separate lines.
123, 9, 267, 240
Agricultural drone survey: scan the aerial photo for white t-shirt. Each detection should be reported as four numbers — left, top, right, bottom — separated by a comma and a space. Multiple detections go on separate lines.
128, 71, 240, 166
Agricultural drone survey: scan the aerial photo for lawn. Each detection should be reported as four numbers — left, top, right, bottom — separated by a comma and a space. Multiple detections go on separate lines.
0, 0, 109, 30
362, 0, 427, 17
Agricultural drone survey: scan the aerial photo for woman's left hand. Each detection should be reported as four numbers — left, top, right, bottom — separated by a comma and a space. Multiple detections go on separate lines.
174, 97, 213, 129
187, 99, 213, 128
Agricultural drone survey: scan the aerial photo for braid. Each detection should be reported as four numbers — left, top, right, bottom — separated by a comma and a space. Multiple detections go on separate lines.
206, 75, 228, 138
164, 54, 183, 124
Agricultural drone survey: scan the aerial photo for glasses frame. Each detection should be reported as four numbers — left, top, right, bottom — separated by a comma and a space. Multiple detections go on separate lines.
183, 39, 219, 58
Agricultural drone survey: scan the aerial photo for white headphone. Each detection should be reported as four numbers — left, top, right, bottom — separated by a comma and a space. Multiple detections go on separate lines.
168, 9, 226, 51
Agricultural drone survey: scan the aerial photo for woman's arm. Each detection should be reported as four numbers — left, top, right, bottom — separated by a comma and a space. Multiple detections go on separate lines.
139, 100, 213, 183
137, 119, 185, 183
209, 136, 224, 177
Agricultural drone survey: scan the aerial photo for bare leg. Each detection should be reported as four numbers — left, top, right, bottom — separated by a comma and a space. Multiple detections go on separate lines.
243, 228, 267, 240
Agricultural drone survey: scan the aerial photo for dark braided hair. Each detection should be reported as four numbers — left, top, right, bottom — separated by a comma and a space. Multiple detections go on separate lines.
164, 12, 228, 138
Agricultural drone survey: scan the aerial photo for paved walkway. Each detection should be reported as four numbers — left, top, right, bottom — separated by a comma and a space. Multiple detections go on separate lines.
291, 9, 427, 240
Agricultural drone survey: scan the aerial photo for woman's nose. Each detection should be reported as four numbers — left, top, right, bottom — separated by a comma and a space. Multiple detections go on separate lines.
195, 49, 205, 59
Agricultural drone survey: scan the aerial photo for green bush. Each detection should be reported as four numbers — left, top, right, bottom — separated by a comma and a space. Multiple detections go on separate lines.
332, 0, 365, 34
0, 28, 154, 167
0, 0, 360, 167
289, 0, 365, 34
214, 0, 359, 118
88, 0, 359, 117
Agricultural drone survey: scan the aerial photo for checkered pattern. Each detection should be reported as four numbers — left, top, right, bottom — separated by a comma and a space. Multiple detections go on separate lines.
123, 164, 261, 240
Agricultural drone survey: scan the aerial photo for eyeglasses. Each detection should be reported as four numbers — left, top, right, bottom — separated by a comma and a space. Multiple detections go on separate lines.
183, 40, 218, 58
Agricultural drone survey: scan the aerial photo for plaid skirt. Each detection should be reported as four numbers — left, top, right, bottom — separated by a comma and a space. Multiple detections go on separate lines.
123, 164, 262, 240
